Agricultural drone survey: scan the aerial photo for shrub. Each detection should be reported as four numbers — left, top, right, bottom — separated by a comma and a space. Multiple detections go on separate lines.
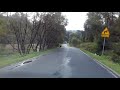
111, 53, 120, 63
88, 44, 97, 53
110, 43, 120, 63
71, 37, 80, 47
112, 43, 120, 55
79, 42, 97, 53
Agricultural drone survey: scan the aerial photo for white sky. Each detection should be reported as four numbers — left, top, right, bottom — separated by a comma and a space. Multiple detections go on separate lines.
62, 12, 88, 31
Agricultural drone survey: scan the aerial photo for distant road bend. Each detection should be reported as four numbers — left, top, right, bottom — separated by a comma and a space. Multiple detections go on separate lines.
0, 44, 118, 78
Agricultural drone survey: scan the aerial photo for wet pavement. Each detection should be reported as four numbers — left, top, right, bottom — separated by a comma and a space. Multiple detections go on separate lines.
0, 44, 117, 78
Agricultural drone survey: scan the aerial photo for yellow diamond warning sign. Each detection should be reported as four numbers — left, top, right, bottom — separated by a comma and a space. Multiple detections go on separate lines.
101, 27, 110, 38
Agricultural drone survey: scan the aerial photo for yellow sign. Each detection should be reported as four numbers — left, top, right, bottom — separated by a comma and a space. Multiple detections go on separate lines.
101, 27, 110, 38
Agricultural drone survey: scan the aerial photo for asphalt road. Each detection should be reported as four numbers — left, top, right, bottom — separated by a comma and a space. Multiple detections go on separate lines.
0, 44, 118, 78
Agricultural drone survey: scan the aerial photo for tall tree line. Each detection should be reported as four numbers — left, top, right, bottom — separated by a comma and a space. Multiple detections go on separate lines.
82, 12, 120, 57
83, 12, 119, 42
0, 12, 68, 55
66, 12, 120, 57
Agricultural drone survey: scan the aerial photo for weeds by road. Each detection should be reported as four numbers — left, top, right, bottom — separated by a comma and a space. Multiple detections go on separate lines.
0, 48, 56, 69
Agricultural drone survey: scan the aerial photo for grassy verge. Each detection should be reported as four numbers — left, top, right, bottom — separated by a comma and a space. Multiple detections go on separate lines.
80, 48, 120, 75
0, 48, 56, 68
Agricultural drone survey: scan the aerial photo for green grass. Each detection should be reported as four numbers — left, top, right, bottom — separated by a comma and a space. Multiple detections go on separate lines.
0, 48, 56, 68
79, 42, 97, 53
80, 48, 120, 75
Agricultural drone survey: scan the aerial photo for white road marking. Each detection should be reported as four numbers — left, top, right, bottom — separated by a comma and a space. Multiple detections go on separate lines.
93, 59, 119, 78
79, 49, 119, 78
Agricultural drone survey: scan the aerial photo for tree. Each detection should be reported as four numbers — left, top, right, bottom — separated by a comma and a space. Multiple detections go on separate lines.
0, 12, 68, 55
8, 12, 32, 55
83, 12, 120, 56
84, 12, 104, 42
0, 14, 8, 43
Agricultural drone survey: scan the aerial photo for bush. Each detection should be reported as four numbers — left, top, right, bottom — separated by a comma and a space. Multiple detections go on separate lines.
95, 36, 102, 55
112, 43, 120, 55
71, 37, 80, 47
79, 42, 97, 53
103, 50, 114, 56
95, 35, 112, 55
111, 53, 120, 63
85, 43, 97, 53
110, 43, 120, 63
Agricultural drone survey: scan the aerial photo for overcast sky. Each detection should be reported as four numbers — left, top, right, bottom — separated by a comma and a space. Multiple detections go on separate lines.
5, 12, 88, 31
62, 12, 88, 31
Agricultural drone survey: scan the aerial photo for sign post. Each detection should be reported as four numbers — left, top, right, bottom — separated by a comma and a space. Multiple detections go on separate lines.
102, 37, 105, 55
101, 27, 110, 55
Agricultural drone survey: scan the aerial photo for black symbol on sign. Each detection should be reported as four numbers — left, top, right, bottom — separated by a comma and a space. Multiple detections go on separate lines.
104, 31, 107, 34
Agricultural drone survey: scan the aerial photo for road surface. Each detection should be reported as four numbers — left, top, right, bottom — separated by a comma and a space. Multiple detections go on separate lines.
0, 44, 118, 78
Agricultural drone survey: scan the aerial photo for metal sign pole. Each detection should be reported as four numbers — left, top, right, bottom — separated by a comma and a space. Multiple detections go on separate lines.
101, 16, 110, 55
102, 37, 105, 55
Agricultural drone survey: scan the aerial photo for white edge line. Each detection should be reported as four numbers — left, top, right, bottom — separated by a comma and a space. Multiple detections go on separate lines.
93, 59, 119, 78
93, 59, 118, 78
79, 49, 120, 78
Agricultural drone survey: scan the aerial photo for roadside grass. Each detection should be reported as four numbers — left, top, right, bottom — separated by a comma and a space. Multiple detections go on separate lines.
0, 48, 56, 69
80, 48, 120, 75
69, 42, 120, 75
